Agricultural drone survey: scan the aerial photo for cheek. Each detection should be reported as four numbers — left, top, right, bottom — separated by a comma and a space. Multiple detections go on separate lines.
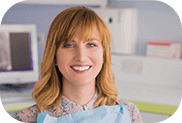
93, 50, 104, 64
57, 53, 71, 66
56, 55, 70, 76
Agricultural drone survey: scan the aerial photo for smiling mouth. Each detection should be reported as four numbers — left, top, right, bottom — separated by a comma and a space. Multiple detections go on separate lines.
70, 66, 92, 70
71, 66, 92, 71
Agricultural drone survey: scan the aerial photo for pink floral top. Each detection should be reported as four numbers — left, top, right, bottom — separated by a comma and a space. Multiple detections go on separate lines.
13, 93, 143, 123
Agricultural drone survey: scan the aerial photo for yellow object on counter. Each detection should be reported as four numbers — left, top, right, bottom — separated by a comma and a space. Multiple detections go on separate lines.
129, 100, 178, 115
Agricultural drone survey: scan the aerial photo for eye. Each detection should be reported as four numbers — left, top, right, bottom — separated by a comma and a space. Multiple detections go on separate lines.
87, 43, 96, 47
63, 44, 73, 48
63, 44, 96, 48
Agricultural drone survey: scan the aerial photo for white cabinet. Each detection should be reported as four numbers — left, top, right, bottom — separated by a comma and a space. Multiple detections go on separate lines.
93, 8, 138, 55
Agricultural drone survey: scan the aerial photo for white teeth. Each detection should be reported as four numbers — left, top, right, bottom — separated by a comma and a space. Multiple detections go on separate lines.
72, 66, 90, 71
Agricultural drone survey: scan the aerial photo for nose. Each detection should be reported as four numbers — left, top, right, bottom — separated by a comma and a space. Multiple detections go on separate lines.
74, 46, 87, 62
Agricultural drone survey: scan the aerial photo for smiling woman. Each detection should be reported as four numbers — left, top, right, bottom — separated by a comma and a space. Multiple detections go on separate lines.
13, 6, 143, 123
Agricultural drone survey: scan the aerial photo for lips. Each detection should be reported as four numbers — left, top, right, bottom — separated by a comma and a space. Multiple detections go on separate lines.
70, 65, 92, 74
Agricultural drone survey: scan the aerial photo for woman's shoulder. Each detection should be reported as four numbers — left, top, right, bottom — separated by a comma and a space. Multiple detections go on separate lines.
117, 98, 137, 109
117, 99, 143, 123
13, 104, 40, 123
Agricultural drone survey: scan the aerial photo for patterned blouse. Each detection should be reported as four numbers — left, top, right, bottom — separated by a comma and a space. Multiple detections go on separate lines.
13, 93, 143, 123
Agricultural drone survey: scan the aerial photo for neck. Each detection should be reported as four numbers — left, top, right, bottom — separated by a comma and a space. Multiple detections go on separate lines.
62, 80, 96, 106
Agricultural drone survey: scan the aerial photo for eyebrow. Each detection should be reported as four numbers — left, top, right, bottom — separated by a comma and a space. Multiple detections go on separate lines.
71, 38, 100, 42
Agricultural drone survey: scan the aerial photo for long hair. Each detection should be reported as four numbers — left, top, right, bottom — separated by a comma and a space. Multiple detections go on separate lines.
32, 6, 118, 115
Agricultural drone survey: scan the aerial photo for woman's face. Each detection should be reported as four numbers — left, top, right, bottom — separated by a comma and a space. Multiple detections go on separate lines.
56, 32, 104, 86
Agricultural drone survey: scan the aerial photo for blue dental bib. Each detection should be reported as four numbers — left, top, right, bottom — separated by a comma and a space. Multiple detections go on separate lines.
37, 105, 131, 123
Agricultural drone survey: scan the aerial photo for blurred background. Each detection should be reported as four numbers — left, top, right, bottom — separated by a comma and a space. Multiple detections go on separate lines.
0, 0, 182, 123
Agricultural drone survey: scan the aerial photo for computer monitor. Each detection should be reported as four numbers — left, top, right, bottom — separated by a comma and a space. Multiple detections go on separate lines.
0, 24, 39, 84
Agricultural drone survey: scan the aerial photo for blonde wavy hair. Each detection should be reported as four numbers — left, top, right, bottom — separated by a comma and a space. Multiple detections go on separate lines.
32, 6, 118, 115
